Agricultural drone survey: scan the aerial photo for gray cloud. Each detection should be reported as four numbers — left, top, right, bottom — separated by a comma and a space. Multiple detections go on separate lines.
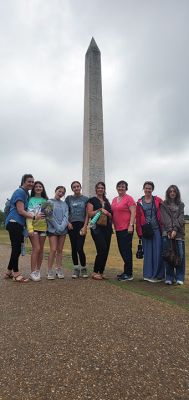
0, 0, 189, 212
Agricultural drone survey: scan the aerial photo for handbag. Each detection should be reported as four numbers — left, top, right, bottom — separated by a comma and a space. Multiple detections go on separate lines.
162, 239, 181, 267
141, 222, 154, 239
141, 197, 155, 239
96, 213, 107, 226
136, 239, 144, 259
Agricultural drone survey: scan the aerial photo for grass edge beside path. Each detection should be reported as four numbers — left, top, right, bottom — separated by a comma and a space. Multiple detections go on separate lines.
106, 279, 189, 312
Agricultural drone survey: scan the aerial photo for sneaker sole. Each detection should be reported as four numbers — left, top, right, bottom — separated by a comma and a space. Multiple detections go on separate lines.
30, 278, 41, 282
29, 276, 41, 282
144, 278, 158, 283
118, 277, 133, 281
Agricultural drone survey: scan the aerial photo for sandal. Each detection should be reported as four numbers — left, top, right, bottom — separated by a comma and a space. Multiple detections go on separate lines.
13, 274, 29, 283
92, 273, 103, 280
101, 274, 108, 280
4, 271, 14, 279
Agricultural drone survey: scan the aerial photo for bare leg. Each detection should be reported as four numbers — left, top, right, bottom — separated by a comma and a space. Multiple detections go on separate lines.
48, 236, 58, 269
29, 234, 41, 272
37, 236, 46, 269
56, 235, 66, 268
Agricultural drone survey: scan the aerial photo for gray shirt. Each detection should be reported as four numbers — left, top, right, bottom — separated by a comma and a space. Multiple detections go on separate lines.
65, 195, 88, 223
142, 199, 159, 230
47, 199, 68, 235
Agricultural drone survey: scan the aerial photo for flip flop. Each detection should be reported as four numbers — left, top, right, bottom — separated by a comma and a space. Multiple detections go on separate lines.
4, 271, 13, 279
101, 274, 108, 280
13, 274, 29, 283
92, 273, 103, 280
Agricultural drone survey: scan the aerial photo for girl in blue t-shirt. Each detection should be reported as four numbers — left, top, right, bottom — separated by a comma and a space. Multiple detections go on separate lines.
5, 174, 44, 283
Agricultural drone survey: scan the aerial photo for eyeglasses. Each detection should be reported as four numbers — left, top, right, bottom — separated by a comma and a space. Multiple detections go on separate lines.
169, 189, 176, 193
27, 180, 34, 183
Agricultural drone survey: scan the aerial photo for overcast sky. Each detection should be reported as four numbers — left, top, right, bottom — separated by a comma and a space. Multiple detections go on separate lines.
1, 0, 189, 212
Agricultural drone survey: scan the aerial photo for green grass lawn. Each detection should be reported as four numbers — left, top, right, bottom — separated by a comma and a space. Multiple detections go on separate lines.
1, 225, 188, 310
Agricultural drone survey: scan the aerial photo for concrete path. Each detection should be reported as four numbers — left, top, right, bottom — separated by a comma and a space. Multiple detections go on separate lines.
0, 244, 189, 400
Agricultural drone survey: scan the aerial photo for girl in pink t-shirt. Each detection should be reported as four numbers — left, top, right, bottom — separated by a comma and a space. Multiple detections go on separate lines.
111, 180, 136, 281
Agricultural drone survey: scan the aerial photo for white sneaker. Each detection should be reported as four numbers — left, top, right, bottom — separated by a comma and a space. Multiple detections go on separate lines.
72, 267, 80, 279
29, 271, 41, 282
56, 268, 64, 279
80, 267, 88, 278
165, 280, 172, 285
36, 270, 41, 280
144, 278, 158, 283
176, 280, 184, 285
47, 270, 55, 280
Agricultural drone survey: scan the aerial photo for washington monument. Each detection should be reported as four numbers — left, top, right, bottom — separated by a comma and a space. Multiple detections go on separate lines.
82, 38, 105, 197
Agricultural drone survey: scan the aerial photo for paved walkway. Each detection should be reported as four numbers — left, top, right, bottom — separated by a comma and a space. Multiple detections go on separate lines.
0, 244, 189, 400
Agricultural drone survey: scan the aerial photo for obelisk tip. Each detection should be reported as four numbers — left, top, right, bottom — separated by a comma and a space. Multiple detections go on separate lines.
86, 37, 100, 54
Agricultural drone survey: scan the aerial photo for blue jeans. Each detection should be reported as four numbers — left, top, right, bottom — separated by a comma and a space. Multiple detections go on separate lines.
116, 229, 133, 276
163, 237, 185, 282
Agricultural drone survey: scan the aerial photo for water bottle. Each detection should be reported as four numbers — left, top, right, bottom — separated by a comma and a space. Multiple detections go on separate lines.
21, 241, 26, 256
89, 211, 102, 229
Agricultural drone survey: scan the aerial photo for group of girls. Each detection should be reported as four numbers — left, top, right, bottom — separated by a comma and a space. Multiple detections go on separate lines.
4, 174, 185, 285
4, 175, 89, 282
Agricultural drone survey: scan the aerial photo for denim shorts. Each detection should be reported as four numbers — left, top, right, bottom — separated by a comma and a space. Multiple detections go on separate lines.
34, 230, 47, 237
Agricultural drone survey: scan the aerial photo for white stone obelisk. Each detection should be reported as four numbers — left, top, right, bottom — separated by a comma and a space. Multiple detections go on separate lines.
82, 38, 105, 197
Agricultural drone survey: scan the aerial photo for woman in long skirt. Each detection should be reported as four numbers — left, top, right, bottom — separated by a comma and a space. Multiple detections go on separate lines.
136, 181, 164, 282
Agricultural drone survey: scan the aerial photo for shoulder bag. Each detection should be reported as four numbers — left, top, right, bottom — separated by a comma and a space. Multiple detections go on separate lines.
141, 198, 154, 239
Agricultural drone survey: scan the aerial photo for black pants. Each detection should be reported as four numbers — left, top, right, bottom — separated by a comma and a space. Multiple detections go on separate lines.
91, 226, 112, 274
6, 222, 24, 273
116, 229, 133, 276
68, 221, 86, 266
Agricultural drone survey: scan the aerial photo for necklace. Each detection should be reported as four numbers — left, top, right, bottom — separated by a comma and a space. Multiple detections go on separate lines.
117, 196, 124, 204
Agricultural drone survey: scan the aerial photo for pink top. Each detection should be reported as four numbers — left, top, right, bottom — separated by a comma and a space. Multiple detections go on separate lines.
111, 194, 136, 231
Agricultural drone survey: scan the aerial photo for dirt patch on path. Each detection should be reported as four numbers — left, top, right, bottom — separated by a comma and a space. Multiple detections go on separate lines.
0, 245, 189, 400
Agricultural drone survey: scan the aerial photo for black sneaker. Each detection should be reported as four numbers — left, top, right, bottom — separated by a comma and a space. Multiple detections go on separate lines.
118, 274, 133, 281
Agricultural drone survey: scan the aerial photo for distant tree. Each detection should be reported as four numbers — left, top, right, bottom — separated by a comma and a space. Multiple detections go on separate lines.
184, 215, 189, 220
0, 210, 5, 227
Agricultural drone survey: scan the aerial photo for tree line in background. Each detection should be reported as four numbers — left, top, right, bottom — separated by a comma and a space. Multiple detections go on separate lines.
0, 210, 189, 229
0, 211, 4, 227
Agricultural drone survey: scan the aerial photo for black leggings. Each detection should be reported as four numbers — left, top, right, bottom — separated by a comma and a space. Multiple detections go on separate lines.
68, 221, 86, 266
116, 229, 133, 276
91, 226, 112, 274
6, 222, 24, 273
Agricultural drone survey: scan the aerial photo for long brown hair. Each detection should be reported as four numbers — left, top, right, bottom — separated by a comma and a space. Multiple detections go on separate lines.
31, 181, 48, 199
165, 185, 181, 205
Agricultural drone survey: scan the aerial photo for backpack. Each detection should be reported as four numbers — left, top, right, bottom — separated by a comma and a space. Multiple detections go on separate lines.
4, 198, 11, 221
